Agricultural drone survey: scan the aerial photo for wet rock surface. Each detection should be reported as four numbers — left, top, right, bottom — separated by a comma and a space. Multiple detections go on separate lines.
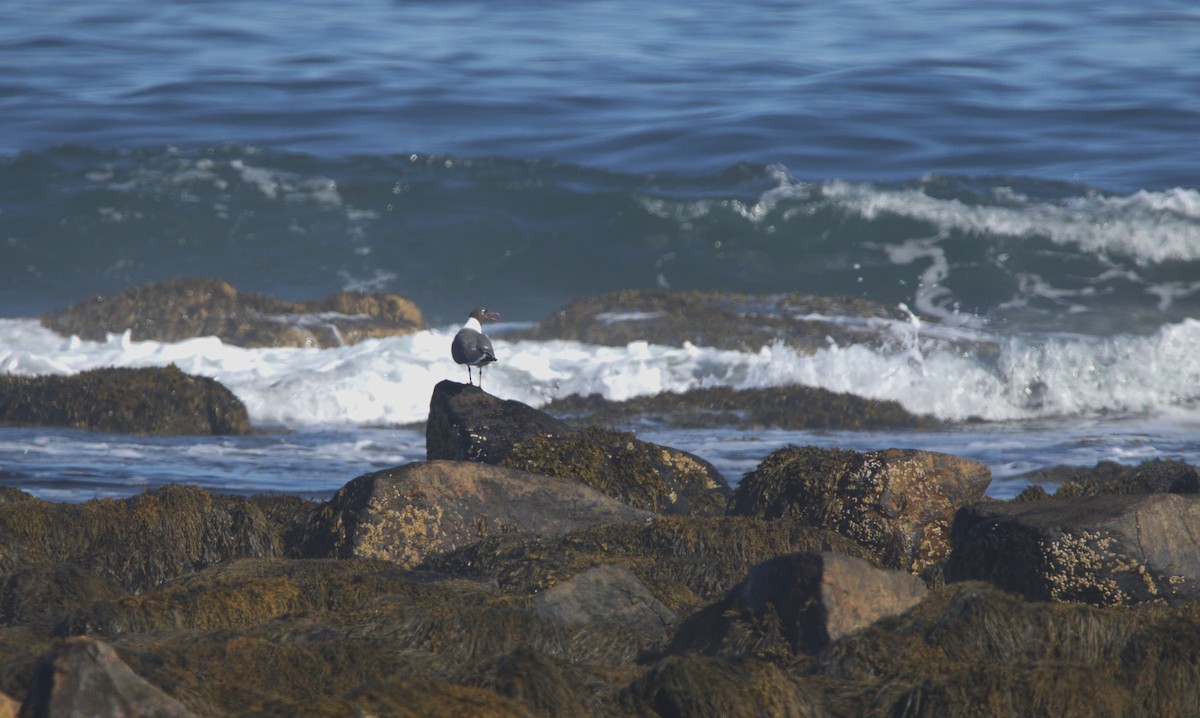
0, 365, 251, 435
40, 277, 425, 348
427, 380, 731, 516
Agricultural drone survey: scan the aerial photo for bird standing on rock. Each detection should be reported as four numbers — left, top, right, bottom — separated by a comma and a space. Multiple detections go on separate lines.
451, 306, 500, 387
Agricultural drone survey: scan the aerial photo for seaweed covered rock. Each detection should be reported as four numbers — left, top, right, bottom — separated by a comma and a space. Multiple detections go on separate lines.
422, 516, 877, 613
728, 446, 991, 574
534, 564, 677, 644
819, 581, 1200, 717
0, 564, 125, 633
62, 558, 419, 636
40, 277, 425, 348
0, 485, 278, 592
0, 365, 250, 435
511, 289, 933, 354
458, 648, 611, 718
946, 492, 1200, 605
302, 461, 653, 568
21, 636, 195, 718
620, 653, 825, 718
669, 551, 927, 659
542, 385, 937, 431
427, 381, 730, 516
1021, 458, 1200, 498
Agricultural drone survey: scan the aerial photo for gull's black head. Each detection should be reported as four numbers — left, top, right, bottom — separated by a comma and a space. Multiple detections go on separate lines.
469, 306, 501, 323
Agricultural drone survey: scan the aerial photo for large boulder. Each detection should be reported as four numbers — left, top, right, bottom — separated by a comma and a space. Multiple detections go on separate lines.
427, 381, 730, 516
946, 492, 1200, 605
21, 636, 195, 718
728, 446, 991, 573
669, 551, 927, 658
0, 365, 250, 435
302, 461, 654, 568
40, 277, 425, 348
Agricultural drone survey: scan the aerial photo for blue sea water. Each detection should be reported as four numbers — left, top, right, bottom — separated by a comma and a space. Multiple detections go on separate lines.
2, 0, 1200, 501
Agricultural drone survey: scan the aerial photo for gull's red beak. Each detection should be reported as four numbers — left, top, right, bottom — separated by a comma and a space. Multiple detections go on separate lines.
484, 310, 501, 322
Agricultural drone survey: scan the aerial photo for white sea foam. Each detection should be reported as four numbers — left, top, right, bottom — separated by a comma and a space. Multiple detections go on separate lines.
820, 179, 1200, 265
3, 317, 1199, 427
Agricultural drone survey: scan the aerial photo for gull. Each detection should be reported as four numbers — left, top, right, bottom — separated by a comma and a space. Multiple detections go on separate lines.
451, 306, 500, 387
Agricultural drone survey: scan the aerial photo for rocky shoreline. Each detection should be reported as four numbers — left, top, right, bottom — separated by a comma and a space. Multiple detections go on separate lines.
1, 279, 1198, 715
0, 380, 1196, 716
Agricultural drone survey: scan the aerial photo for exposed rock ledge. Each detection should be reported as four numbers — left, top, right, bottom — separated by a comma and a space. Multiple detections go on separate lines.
40, 277, 425, 348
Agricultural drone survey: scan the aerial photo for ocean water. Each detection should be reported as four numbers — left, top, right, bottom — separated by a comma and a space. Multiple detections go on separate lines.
2, 0, 1199, 502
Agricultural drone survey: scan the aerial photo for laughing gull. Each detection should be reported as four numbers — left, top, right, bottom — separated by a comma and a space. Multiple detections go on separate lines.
451, 306, 500, 387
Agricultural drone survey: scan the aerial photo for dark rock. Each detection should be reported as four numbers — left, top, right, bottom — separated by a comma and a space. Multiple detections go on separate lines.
534, 564, 677, 643
542, 384, 938, 431
40, 277, 425, 348
620, 653, 825, 718
946, 492, 1200, 605
20, 636, 195, 718
728, 446, 991, 573
0, 485, 279, 592
0, 365, 251, 435
302, 460, 654, 568
669, 551, 927, 658
426, 380, 571, 464
509, 289, 950, 355
427, 381, 731, 516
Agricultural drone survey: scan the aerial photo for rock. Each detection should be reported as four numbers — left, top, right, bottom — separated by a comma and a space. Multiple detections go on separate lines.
534, 564, 677, 643
0, 693, 16, 718
1018, 458, 1200, 498
427, 381, 731, 516
620, 653, 825, 718
0, 485, 279, 592
669, 551, 927, 658
422, 516, 877, 613
821, 581, 1191, 718
40, 277, 424, 348
459, 648, 605, 718
302, 460, 654, 568
426, 380, 571, 464
946, 492, 1200, 605
0, 564, 125, 632
0, 365, 251, 435
728, 446, 991, 573
20, 636, 195, 718
542, 385, 937, 431
509, 289, 949, 355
